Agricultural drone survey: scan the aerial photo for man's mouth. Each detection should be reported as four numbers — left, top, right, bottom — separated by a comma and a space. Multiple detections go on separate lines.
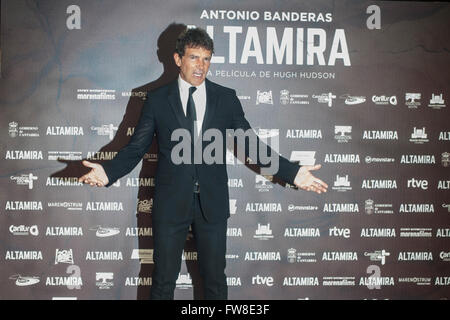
193, 71, 204, 78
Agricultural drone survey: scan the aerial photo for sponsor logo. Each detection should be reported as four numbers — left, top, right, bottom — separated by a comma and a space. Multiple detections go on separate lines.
55, 249, 74, 264
254, 223, 274, 240
405, 93, 421, 108
256, 90, 273, 105
409, 127, 429, 144
10, 174, 38, 189
255, 175, 274, 192
91, 226, 120, 237
328, 226, 350, 238
176, 273, 193, 289
439, 252, 450, 262
280, 90, 309, 105
407, 178, 428, 190
399, 228, 432, 238
9, 225, 39, 236
47, 202, 83, 212
130, 249, 154, 264
340, 94, 366, 105
8, 122, 39, 137
313, 92, 336, 107
137, 199, 153, 214
229, 199, 237, 214
48, 151, 82, 161
364, 156, 395, 164
9, 274, 40, 286
364, 199, 394, 215
96, 272, 114, 289
252, 275, 274, 286
287, 204, 319, 213
332, 175, 352, 192
364, 250, 390, 265
290, 151, 316, 165
77, 89, 115, 100
91, 124, 118, 140
287, 249, 317, 263
372, 95, 397, 105
442, 152, 450, 167
398, 277, 431, 286
254, 128, 279, 140
323, 276, 356, 286
428, 93, 446, 109
334, 126, 352, 143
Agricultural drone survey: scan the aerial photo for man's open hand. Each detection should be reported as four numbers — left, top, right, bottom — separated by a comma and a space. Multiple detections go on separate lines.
79, 160, 109, 187
293, 164, 328, 194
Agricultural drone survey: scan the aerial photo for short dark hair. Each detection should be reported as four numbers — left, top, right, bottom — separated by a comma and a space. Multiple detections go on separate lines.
175, 27, 214, 57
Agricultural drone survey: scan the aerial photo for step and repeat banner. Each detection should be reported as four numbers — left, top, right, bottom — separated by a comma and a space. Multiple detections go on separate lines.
1, 0, 449, 300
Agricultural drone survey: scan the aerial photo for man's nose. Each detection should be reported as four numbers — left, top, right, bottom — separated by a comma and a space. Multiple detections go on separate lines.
196, 59, 205, 69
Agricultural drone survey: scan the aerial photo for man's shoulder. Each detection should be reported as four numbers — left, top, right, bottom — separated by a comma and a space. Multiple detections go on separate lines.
146, 80, 176, 99
206, 79, 236, 96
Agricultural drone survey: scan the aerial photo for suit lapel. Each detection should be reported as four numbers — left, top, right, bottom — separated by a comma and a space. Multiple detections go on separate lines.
202, 79, 218, 132
167, 80, 189, 131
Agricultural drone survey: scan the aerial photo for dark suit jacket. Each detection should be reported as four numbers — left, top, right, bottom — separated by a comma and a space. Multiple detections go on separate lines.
102, 78, 299, 223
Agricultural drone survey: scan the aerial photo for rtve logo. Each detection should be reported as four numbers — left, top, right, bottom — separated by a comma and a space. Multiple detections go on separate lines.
407, 178, 428, 190
251, 275, 274, 287
329, 226, 351, 238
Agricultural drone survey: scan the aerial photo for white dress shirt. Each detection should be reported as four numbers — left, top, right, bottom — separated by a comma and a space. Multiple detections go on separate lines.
178, 75, 207, 136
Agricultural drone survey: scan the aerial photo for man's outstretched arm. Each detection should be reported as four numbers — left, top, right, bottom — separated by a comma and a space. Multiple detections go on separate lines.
79, 99, 155, 187
230, 91, 328, 194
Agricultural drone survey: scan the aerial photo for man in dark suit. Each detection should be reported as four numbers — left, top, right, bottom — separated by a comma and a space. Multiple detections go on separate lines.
79, 27, 328, 300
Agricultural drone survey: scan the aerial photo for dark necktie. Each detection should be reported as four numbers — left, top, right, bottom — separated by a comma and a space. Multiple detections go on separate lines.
186, 86, 198, 141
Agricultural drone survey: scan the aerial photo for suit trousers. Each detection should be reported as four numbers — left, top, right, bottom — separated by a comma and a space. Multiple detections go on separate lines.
150, 192, 228, 300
